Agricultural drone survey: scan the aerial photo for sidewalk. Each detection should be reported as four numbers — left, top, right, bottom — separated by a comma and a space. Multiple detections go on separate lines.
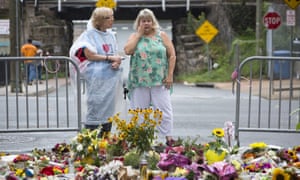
1, 78, 299, 98
210, 79, 300, 99
0, 78, 68, 96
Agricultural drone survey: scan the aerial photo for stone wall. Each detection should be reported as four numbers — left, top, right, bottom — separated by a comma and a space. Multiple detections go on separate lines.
0, 0, 8, 9
22, 6, 72, 56
173, 18, 205, 76
172, 3, 233, 76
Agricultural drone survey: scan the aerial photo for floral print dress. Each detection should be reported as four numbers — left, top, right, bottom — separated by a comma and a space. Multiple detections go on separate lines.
127, 32, 168, 96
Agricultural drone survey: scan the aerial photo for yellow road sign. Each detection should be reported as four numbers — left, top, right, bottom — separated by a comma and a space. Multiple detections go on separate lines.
284, 0, 300, 9
195, 20, 219, 44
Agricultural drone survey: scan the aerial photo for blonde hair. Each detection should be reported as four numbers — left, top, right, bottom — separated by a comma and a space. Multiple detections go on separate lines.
133, 8, 160, 32
91, 7, 113, 29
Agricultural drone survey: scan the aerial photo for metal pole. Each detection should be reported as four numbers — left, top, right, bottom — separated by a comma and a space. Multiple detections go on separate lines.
161, 0, 165, 12
256, 0, 262, 55
58, 0, 61, 12
186, 0, 190, 11
16, 0, 19, 56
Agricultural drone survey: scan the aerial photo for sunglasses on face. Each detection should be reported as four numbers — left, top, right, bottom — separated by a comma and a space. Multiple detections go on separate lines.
104, 15, 114, 20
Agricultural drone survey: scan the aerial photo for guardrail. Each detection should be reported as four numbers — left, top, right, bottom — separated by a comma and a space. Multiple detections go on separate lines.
234, 56, 300, 146
0, 56, 82, 133
24, 0, 258, 9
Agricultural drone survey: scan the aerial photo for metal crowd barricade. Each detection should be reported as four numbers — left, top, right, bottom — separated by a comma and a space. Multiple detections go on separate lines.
0, 56, 82, 133
234, 56, 300, 146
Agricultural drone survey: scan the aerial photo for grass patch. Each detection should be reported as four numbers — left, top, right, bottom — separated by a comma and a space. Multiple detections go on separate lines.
175, 37, 259, 83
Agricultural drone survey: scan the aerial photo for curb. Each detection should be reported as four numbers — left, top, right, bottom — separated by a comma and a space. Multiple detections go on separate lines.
195, 83, 215, 88
182, 81, 215, 88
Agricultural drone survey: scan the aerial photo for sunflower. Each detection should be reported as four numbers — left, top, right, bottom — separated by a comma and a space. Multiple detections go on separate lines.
249, 142, 267, 149
272, 168, 290, 180
212, 128, 225, 138
287, 149, 298, 161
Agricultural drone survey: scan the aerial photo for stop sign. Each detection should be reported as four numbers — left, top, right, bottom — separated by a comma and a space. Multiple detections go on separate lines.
263, 12, 281, 30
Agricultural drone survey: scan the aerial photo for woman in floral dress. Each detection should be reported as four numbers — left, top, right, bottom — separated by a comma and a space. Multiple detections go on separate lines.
124, 8, 176, 145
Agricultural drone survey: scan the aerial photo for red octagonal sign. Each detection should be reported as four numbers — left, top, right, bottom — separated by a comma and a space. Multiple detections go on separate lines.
263, 12, 281, 30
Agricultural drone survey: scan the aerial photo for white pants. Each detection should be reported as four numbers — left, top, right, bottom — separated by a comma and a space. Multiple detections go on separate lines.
130, 85, 173, 137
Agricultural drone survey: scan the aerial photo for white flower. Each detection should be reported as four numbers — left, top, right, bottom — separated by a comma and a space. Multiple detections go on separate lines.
224, 121, 234, 137
76, 144, 83, 152
213, 63, 219, 69
96, 160, 123, 179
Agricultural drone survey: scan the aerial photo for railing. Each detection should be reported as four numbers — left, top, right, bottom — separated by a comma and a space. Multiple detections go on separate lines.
24, 0, 259, 9
0, 56, 82, 133
234, 56, 300, 146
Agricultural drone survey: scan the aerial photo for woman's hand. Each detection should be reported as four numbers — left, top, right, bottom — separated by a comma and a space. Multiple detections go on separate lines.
137, 24, 144, 36
108, 55, 123, 69
111, 61, 120, 69
163, 76, 173, 89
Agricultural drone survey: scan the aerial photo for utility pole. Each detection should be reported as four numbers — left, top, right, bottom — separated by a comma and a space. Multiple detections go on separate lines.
256, 0, 262, 55
9, 0, 22, 92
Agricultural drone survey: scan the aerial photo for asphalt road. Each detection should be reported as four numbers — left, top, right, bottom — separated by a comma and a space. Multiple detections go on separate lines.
1, 83, 299, 154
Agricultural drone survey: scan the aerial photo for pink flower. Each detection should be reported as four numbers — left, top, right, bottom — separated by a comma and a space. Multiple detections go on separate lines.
140, 52, 147, 59
147, 67, 152, 73
157, 153, 191, 171
156, 58, 162, 64
200, 162, 237, 180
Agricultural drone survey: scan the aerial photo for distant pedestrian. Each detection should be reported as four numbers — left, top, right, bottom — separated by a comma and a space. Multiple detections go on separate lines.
21, 39, 37, 85
35, 45, 43, 84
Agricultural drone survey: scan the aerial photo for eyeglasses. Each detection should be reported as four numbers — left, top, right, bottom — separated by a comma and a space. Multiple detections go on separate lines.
104, 15, 114, 20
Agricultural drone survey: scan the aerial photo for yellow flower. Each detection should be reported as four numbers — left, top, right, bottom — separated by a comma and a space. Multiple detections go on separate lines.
272, 168, 290, 180
287, 149, 298, 161
212, 128, 224, 137
160, 172, 168, 179
173, 167, 189, 176
92, 138, 99, 148
231, 159, 241, 171
87, 145, 94, 153
95, 0, 116, 8
64, 167, 69, 174
249, 142, 267, 149
82, 156, 95, 165
110, 108, 162, 155
77, 134, 83, 143
98, 139, 108, 149
16, 168, 25, 177
107, 117, 113, 123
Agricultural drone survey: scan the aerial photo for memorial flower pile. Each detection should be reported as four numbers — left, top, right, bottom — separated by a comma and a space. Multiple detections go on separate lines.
0, 118, 299, 179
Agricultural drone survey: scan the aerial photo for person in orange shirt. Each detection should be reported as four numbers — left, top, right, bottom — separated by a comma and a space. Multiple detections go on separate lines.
21, 39, 37, 85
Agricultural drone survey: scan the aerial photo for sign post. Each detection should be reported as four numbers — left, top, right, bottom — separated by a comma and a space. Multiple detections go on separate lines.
195, 20, 219, 71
